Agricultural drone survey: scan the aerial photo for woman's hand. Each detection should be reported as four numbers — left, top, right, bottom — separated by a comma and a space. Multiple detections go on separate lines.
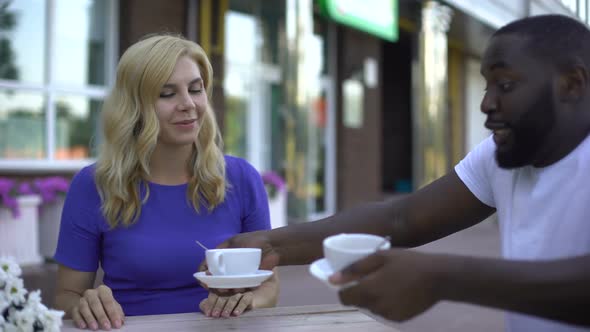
200, 268, 279, 318
70, 285, 125, 330
199, 289, 254, 318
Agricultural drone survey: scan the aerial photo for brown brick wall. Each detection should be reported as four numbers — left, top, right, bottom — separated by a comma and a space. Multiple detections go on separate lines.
119, 0, 187, 55
336, 27, 382, 210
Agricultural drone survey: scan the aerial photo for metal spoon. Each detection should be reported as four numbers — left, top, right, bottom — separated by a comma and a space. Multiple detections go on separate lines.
195, 240, 209, 251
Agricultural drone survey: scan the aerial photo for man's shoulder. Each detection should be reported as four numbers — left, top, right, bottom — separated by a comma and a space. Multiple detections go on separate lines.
572, 133, 590, 156
471, 135, 496, 157
458, 136, 499, 171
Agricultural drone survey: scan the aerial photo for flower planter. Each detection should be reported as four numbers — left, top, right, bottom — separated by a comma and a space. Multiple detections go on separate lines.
38, 196, 65, 260
269, 189, 287, 229
0, 195, 42, 266
261, 171, 287, 229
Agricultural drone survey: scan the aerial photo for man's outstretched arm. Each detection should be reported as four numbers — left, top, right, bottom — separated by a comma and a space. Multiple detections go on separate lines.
442, 253, 590, 327
221, 171, 495, 267
333, 249, 590, 327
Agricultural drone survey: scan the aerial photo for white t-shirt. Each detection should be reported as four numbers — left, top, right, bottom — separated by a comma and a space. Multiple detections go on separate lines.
455, 135, 590, 332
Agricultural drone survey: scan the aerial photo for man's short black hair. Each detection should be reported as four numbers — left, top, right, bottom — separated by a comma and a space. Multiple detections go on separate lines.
493, 14, 590, 67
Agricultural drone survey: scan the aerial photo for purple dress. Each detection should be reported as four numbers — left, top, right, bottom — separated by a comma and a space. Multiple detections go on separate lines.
54, 156, 271, 316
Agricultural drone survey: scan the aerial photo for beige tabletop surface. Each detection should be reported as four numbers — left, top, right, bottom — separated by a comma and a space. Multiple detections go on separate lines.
61, 304, 401, 331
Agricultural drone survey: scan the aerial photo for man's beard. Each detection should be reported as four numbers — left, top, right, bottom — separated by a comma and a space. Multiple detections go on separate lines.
495, 86, 555, 169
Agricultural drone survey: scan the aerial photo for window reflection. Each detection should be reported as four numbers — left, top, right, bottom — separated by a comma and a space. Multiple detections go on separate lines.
54, 0, 108, 86
54, 95, 101, 159
224, 11, 256, 159
0, 0, 46, 83
284, 2, 330, 219
580, 0, 587, 23
224, 0, 332, 220
0, 90, 46, 159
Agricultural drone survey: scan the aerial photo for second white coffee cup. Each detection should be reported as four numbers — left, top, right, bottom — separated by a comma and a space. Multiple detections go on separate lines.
323, 233, 391, 272
206, 248, 261, 276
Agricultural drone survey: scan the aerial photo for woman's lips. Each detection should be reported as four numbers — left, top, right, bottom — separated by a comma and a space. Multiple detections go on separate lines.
174, 119, 197, 129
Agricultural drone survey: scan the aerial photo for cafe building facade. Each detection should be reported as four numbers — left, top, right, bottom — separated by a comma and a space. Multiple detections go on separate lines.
0, 0, 587, 223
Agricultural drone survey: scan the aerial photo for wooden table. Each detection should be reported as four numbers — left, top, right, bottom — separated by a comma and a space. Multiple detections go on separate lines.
61, 305, 401, 331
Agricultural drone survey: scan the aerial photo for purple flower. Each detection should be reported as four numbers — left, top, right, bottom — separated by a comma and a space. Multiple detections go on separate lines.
0, 178, 20, 218
0, 176, 70, 219
33, 176, 70, 206
0, 178, 14, 194
17, 182, 35, 195
261, 171, 286, 199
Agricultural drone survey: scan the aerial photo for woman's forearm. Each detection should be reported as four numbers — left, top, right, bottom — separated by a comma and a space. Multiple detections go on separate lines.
252, 268, 279, 308
55, 290, 82, 318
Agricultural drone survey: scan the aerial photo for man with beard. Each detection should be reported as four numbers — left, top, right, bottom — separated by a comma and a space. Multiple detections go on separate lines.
217, 15, 590, 332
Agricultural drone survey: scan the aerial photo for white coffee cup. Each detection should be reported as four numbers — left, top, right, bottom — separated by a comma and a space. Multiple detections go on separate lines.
206, 248, 261, 276
323, 233, 391, 272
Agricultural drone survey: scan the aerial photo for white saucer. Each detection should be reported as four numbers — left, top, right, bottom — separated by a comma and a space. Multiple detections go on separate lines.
309, 258, 357, 290
309, 260, 395, 327
193, 270, 273, 289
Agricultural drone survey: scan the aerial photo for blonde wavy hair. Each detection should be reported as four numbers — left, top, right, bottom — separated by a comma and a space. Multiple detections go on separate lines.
95, 34, 226, 228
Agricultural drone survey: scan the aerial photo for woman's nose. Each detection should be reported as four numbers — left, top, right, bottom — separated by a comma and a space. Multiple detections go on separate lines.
177, 92, 196, 111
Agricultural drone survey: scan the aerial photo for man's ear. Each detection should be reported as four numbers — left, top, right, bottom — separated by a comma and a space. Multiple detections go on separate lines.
557, 57, 589, 103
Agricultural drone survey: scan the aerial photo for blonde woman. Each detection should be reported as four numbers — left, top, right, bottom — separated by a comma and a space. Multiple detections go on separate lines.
54, 34, 278, 330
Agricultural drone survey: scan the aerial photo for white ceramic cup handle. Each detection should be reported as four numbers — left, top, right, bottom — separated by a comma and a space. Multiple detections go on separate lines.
212, 251, 225, 275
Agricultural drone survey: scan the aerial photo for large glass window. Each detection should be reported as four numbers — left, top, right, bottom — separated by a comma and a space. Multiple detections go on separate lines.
223, 0, 335, 222
223, 0, 285, 171
0, 0, 116, 170
579, 0, 587, 23
283, 1, 335, 221
223, 10, 257, 160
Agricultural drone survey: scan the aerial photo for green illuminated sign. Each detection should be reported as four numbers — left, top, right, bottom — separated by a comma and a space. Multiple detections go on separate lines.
318, 0, 398, 42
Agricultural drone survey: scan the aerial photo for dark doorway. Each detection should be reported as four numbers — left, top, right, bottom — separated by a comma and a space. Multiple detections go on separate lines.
381, 31, 413, 195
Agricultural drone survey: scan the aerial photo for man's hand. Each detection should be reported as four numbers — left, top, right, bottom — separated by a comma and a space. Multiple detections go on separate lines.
329, 249, 444, 322
198, 231, 280, 273
70, 285, 125, 330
